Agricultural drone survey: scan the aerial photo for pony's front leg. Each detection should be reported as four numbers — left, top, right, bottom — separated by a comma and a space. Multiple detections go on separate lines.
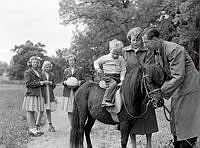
130, 134, 136, 148
146, 134, 152, 148
120, 121, 131, 148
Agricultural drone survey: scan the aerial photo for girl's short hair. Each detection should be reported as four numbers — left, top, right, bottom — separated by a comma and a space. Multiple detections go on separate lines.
127, 27, 143, 41
42, 61, 52, 70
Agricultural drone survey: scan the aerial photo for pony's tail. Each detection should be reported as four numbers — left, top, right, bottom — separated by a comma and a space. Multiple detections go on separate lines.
69, 82, 93, 148
69, 98, 80, 148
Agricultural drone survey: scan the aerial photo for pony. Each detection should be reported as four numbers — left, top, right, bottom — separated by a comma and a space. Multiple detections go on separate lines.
69, 63, 165, 148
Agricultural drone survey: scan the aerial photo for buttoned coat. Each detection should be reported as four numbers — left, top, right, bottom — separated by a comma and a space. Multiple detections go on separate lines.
160, 41, 200, 140
41, 72, 56, 103
62, 66, 86, 97
24, 68, 42, 96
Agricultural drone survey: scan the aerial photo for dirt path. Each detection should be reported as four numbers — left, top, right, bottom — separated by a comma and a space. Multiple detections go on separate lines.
27, 97, 172, 148
27, 97, 70, 148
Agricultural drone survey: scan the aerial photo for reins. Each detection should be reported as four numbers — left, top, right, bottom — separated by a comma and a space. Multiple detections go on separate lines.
121, 93, 151, 119
121, 71, 160, 119
163, 104, 171, 122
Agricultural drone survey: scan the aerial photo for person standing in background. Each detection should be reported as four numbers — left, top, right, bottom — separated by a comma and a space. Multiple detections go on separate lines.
37, 61, 57, 132
62, 54, 86, 125
22, 56, 45, 136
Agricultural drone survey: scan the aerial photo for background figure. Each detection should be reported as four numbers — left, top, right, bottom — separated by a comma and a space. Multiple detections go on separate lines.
123, 27, 158, 148
142, 28, 200, 148
37, 61, 56, 132
22, 56, 45, 136
62, 54, 86, 125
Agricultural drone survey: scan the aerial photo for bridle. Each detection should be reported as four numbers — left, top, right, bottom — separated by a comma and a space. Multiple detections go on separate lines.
142, 73, 161, 101
144, 69, 172, 122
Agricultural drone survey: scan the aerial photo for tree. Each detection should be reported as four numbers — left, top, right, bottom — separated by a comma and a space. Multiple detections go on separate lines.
0, 61, 9, 76
173, 0, 200, 70
8, 40, 48, 80
59, 0, 170, 79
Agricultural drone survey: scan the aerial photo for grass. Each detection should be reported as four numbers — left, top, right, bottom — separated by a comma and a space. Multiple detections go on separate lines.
0, 83, 63, 148
0, 84, 30, 148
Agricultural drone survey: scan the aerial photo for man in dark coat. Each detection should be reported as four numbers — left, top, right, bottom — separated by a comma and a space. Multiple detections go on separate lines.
142, 28, 200, 148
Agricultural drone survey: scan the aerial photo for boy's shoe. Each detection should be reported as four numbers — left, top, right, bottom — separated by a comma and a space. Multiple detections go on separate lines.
49, 125, 56, 132
101, 101, 114, 107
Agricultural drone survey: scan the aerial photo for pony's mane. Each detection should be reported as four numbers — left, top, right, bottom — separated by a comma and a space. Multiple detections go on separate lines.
121, 64, 143, 115
121, 64, 164, 115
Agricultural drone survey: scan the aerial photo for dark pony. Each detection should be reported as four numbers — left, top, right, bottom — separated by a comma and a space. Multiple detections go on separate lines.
69, 63, 164, 148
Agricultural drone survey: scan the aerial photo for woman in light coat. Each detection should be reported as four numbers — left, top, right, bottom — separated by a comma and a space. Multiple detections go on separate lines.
142, 28, 200, 148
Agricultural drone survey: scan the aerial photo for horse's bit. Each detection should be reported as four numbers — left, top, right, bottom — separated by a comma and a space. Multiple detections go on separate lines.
142, 73, 164, 109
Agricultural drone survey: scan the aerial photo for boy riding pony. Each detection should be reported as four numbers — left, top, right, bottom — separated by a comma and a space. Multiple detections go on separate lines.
94, 39, 126, 107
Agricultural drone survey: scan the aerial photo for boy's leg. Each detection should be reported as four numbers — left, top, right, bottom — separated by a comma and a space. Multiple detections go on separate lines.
102, 79, 117, 107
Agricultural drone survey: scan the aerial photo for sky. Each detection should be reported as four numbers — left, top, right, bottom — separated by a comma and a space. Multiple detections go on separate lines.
0, 0, 74, 64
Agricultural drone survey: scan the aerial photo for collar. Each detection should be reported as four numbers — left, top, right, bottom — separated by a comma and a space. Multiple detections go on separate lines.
31, 68, 40, 77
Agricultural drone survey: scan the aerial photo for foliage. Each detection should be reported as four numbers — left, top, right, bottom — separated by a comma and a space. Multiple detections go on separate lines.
50, 56, 68, 82
8, 40, 48, 80
173, 0, 200, 70
0, 61, 9, 76
59, 0, 171, 79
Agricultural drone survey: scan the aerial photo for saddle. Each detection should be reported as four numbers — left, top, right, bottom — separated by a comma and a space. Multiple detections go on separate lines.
99, 79, 123, 122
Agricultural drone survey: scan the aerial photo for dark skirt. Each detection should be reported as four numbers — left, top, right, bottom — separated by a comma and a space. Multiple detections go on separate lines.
130, 107, 158, 135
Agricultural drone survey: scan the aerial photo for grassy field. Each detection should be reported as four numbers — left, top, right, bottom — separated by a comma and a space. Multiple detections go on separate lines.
0, 83, 64, 147
0, 83, 174, 148
0, 84, 29, 147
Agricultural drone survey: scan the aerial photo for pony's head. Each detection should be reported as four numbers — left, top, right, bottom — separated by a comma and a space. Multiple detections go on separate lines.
141, 64, 165, 108
122, 63, 165, 116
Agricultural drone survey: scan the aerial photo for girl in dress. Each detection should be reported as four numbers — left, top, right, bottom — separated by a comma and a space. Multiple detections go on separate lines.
62, 54, 86, 125
37, 61, 56, 132
22, 56, 45, 136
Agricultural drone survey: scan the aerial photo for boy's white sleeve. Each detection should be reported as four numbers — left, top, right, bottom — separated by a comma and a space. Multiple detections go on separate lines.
120, 57, 126, 81
94, 56, 103, 70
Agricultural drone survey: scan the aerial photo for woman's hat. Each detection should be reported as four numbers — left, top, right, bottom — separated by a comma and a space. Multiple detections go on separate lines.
29, 56, 42, 62
65, 53, 76, 61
